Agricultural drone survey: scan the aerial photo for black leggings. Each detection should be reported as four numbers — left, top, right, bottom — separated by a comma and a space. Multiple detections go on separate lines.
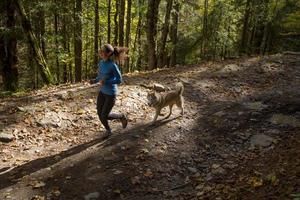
97, 91, 123, 131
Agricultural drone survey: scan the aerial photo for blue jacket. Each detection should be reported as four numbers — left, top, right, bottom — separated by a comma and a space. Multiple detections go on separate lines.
95, 59, 122, 95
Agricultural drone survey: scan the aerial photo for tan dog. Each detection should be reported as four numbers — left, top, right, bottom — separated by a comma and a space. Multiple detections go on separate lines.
147, 82, 184, 123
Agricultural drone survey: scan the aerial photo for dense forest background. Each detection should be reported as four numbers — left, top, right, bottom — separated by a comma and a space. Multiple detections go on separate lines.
0, 0, 299, 92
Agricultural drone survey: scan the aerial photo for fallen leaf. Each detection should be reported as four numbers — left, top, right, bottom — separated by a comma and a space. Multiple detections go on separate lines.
266, 173, 278, 186
113, 170, 123, 175
31, 195, 45, 200
249, 177, 263, 188
141, 148, 149, 153
77, 109, 86, 115
143, 169, 153, 177
113, 189, 121, 194
51, 187, 61, 197
31, 181, 46, 189
131, 176, 140, 184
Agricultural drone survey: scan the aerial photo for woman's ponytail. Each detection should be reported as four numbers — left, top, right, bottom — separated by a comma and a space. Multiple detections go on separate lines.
113, 47, 120, 57
113, 46, 129, 65
101, 44, 129, 64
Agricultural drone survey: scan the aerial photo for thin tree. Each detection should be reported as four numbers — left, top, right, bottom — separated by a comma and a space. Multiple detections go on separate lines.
94, 0, 99, 69
133, 0, 143, 71
54, 0, 60, 83
146, 0, 160, 70
37, 9, 46, 58
119, 0, 125, 46
74, 0, 82, 82
107, 0, 111, 43
240, 0, 251, 54
125, 0, 132, 72
114, 0, 119, 46
158, 0, 173, 68
1, 0, 18, 91
170, 0, 179, 67
62, 13, 68, 83
201, 0, 209, 57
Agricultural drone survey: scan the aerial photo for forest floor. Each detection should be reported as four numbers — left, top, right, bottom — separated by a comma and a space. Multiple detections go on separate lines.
0, 53, 300, 200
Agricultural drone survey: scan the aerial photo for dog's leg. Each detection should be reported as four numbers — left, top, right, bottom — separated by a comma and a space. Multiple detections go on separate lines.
165, 104, 173, 119
151, 108, 160, 124
178, 97, 184, 116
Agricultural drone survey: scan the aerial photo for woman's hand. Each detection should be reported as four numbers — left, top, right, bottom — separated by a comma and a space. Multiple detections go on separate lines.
98, 80, 104, 87
89, 79, 95, 85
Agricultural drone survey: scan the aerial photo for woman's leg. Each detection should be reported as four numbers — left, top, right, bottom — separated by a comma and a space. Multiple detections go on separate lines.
97, 91, 128, 133
97, 91, 105, 123
101, 94, 127, 129
97, 91, 112, 131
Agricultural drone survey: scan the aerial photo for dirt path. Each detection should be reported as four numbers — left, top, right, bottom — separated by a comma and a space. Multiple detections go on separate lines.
0, 54, 299, 200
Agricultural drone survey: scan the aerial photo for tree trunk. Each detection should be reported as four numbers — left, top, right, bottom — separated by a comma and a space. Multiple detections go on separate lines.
124, 0, 132, 72
37, 10, 46, 58
94, 0, 99, 69
54, 3, 60, 83
107, 0, 111, 44
85, 31, 89, 79
1, 1, 18, 91
74, 0, 82, 82
169, 0, 179, 67
240, 0, 251, 54
133, 0, 143, 71
260, 0, 276, 55
68, 40, 72, 82
250, 15, 258, 54
114, 0, 119, 46
118, 0, 125, 46
260, 23, 269, 55
158, 0, 173, 68
0, 35, 5, 86
146, 0, 160, 70
15, 0, 55, 84
201, 0, 208, 57
61, 13, 68, 83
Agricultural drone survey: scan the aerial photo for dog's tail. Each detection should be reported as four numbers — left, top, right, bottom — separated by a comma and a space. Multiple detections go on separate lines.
176, 82, 184, 95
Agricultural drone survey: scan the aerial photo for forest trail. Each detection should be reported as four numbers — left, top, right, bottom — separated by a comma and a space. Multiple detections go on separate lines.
0, 53, 300, 200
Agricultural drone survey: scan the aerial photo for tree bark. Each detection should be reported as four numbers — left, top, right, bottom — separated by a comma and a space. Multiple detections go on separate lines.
260, 23, 270, 55
54, 2, 60, 83
68, 40, 72, 82
94, 0, 99, 69
170, 0, 179, 67
2, 1, 18, 91
133, 0, 143, 71
15, 0, 55, 84
61, 13, 68, 83
107, 0, 111, 44
74, 0, 82, 82
85, 30, 89, 79
114, 0, 119, 46
201, 0, 208, 57
146, 0, 160, 70
158, 0, 173, 68
37, 10, 46, 58
240, 0, 251, 54
124, 0, 132, 72
118, 0, 125, 46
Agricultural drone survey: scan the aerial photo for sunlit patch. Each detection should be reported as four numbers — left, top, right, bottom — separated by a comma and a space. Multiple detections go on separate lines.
261, 62, 284, 73
243, 101, 268, 111
218, 64, 241, 73
270, 114, 300, 128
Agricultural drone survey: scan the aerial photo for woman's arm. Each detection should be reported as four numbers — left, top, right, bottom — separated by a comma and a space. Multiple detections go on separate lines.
105, 63, 122, 84
94, 62, 102, 83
